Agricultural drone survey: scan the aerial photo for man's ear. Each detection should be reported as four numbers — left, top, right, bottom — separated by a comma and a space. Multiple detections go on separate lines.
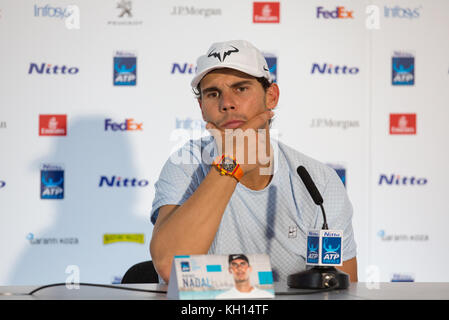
265, 83, 280, 110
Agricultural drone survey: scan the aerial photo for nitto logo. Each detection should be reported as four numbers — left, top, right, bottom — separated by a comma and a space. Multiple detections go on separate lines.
378, 174, 428, 186
311, 63, 359, 75
99, 176, 149, 187
104, 118, 143, 131
171, 63, 196, 74
316, 6, 354, 19
28, 63, 79, 75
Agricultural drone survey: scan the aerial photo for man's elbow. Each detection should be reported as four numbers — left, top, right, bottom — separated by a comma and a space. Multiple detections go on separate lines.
337, 257, 358, 282
150, 240, 172, 283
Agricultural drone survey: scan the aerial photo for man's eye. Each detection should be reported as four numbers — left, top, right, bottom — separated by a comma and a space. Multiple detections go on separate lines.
237, 87, 248, 92
207, 92, 219, 98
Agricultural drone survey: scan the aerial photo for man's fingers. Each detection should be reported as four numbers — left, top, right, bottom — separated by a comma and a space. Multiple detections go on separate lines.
206, 122, 225, 155
241, 110, 274, 131
206, 122, 221, 137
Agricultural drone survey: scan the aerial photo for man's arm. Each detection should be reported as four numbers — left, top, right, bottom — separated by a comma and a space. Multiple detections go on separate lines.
150, 168, 238, 283
150, 111, 274, 283
337, 257, 358, 282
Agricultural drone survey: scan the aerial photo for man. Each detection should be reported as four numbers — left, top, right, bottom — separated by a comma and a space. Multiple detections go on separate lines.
216, 254, 274, 299
150, 40, 357, 284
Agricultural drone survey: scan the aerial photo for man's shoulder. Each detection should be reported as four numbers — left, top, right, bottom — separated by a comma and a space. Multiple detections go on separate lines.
168, 135, 216, 166
276, 140, 335, 185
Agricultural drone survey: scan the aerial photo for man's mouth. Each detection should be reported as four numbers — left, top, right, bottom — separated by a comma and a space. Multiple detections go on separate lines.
222, 120, 246, 129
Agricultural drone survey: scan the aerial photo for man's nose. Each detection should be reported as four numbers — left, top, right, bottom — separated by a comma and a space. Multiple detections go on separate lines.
219, 91, 237, 112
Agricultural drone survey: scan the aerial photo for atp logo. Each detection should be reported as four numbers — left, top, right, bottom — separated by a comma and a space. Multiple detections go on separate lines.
113, 51, 137, 86
321, 237, 341, 265
392, 51, 414, 85
40, 164, 64, 199
306, 234, 319, 264
264, 53, 277, 83
181, 261, 191, 272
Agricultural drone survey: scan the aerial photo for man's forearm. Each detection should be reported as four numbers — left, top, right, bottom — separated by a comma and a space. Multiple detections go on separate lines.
150, 168, 238, 282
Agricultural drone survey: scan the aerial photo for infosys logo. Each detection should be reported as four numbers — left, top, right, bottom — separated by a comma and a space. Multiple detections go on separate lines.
378, 174, 428, 186
384, 6, 422, 19
104, 118, 143, 131
34, 4, 73, 19
316, 6, 354, 19
99, 176, 149, 187
311, 63, 359, 75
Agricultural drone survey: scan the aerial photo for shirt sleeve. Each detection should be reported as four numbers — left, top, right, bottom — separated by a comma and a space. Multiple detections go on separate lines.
150, 140, 209, 225
320, 167, 357, 262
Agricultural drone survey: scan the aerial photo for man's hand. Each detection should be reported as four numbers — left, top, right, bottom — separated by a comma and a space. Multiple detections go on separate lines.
205, 110, 274, 175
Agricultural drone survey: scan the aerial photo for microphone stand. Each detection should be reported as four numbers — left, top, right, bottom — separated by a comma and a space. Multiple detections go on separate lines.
287, 202, 350, 290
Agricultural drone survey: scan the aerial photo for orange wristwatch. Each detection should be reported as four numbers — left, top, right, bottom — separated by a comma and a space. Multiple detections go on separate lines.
212, 155, 244, 182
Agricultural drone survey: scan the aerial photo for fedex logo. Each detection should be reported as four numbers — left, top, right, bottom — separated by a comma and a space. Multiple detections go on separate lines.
316, 6, 354, 19
104, 119, 143, 131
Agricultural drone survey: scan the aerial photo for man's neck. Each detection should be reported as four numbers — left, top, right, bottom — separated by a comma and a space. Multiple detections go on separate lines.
240, 168, 273, 190
239, 141, 274, 191
235, 281, 254, 293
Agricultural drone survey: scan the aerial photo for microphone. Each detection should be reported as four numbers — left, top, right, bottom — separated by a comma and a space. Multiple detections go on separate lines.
296, 166, 328, 229
287, 166, 349, 290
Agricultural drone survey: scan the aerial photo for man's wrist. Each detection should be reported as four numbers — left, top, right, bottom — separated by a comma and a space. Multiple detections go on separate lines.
212, 155, 244, 182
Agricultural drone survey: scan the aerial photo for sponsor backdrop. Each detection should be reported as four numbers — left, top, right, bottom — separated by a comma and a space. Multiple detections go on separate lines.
0, 0, 448, 285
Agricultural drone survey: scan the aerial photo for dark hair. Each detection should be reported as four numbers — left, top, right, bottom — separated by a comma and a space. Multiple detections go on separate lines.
228, 254, 250, 265
193, 76, 272, 100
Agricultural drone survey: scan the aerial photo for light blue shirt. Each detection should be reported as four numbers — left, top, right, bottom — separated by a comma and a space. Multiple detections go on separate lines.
151, 136, 357, 283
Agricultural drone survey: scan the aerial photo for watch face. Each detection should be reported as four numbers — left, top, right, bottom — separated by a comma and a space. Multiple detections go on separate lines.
221, 157, 236, 172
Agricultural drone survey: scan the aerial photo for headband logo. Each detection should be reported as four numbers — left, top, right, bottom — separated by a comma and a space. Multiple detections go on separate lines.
207, 46, 239, 62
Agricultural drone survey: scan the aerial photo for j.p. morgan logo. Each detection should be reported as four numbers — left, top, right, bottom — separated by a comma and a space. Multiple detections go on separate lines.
310, 118, 360, 130
170, 6, 222, 17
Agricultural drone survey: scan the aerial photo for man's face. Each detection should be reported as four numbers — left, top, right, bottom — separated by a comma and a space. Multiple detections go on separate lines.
229, 258, 252, 283
198, 68, 275, 130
